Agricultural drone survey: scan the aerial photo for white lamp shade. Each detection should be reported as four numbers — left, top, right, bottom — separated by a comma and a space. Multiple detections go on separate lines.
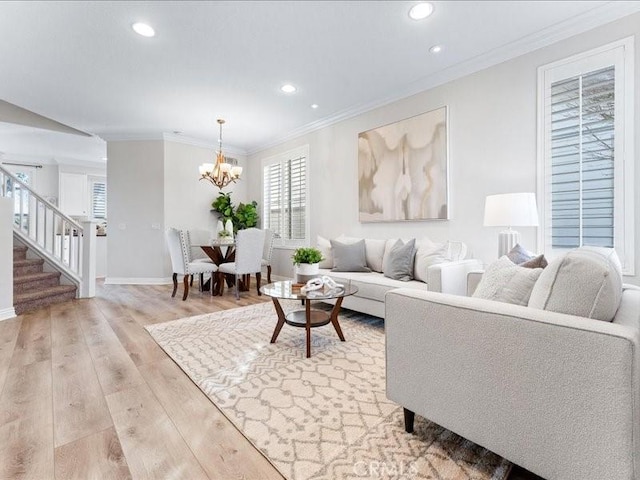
484, 193, 539, 227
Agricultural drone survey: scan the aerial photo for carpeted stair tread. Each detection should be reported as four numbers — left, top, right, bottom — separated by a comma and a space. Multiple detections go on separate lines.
13, 258, 44, 267
15, 284, 77, 303
13, 246, 27, 260
14, 271, 61, 285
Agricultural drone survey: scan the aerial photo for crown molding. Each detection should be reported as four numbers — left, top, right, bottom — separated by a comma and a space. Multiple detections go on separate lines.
162, 133, 247, 157
247, 1, 640, 155
99, 131, 246, 157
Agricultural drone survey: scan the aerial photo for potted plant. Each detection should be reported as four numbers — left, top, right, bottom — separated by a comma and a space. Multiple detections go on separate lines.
292, 247, 324, 276
233, 201, 259, 231
211, 192, 234, 223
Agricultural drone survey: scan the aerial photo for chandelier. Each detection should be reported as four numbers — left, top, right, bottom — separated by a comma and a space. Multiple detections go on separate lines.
198, 118, 242, 190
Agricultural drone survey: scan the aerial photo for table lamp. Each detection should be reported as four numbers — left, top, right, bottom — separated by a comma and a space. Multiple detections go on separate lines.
484, 192, 539, 257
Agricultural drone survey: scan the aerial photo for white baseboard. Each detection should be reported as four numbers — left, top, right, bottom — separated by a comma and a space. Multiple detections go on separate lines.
104, 277, 173, 285
0, 307, 17, 321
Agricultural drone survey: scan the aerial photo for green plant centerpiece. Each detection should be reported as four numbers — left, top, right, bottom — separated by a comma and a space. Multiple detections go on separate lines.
211, 193, 259, 233
292, 247, 324, 265
217, 229, 231, 238
211, 192, 234, 223
234, 201, 259, 230
292, 247, 324, 278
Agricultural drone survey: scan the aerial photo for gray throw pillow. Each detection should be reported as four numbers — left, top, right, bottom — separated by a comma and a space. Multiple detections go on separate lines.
506, 244, 535, 264
383, 239, 416, 281
331, 239, 371, 272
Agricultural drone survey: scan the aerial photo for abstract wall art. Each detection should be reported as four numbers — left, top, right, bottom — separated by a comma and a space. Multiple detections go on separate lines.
358, 107, 448, 222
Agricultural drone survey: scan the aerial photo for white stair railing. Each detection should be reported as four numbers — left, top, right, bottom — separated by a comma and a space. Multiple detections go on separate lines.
0, 165, 95, 297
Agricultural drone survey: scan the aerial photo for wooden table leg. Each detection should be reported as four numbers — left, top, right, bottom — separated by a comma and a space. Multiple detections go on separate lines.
306, 298, 311, 358
270, 298, 286, 344
329, 297, 346, 341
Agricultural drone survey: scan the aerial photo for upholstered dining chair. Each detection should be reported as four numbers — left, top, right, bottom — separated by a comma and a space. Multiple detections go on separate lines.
217, 228, 265, 299
165, 228, 218, 300
261, 228, 275, 284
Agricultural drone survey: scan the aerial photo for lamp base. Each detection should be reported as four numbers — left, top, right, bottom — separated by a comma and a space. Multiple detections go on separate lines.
498, 229, 520, 257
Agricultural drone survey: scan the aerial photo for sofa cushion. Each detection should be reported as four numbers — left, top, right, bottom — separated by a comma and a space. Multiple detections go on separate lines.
364, 239, 386, 272
317, 235, 333, 268
528, 247, 623, 322
331, 239, 371, 272
473, 256, 543, 306
414, 242, 449, 282
320, 269, 428, 302
383, 239, 416, 281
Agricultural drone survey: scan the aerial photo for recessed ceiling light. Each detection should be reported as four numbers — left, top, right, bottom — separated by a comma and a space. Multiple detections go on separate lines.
132, 22, 155, 37
311, 104, 319, 109
430, 45, 443, 53
281, 84, 297, 94
409, 2, 434, 20
101, 157, 107, 161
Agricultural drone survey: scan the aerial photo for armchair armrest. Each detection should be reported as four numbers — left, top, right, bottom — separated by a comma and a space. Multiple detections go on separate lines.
384, 288, 640, 480
427, 259, 483, 295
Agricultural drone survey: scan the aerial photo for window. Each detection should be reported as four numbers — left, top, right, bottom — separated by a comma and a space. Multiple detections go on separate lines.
90, 178, 107, 220
538, 37, 634, 274
262, 146, 309, 245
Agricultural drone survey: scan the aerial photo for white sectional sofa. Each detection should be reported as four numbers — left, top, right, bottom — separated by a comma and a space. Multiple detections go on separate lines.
316, 235, 482, 318
385, 247, 640, 480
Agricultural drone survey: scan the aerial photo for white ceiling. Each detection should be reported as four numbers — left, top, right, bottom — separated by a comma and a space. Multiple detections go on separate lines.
1, 0, 639, 163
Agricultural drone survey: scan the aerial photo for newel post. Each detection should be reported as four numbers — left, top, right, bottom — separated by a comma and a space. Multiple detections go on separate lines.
80, 221, 96, 298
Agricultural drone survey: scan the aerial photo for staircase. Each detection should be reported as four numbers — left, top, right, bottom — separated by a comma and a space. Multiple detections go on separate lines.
13, 244, 77, 315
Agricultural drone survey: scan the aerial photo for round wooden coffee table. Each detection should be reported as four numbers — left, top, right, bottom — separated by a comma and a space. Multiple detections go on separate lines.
260, 280, 358, 358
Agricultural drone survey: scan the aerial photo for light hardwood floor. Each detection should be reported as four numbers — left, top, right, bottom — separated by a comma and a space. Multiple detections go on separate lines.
0, 281, 541, 480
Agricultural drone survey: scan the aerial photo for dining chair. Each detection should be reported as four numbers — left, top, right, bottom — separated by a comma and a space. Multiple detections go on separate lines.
217, 228, 265, 299
261, 228, 275, 284
165, 228, 218, 300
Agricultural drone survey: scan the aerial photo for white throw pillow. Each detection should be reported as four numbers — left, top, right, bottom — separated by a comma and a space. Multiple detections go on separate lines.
473, 256, 543, 306
413, 242, 450, 283
364, 239, 386, 272
316, 235, 333, 269
528, 247, 623, 322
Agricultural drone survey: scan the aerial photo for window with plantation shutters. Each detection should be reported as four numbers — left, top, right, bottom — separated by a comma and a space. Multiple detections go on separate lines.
262, 146, 309, 245
90, 179, 107, 220
538, 38, 634, 274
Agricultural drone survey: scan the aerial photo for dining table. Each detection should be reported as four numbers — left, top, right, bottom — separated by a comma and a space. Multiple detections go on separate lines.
199, 241, 250, 295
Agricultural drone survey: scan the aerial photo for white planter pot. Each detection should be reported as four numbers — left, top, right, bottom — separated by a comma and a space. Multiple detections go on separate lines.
295, 263, 319, 276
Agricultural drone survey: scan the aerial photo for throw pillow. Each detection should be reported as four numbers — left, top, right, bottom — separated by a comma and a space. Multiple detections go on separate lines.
364, 238, 387, 272
520, 254, 548, 269
383, 239, 417, 281
473, 256, 543, 306
413, 242, 450, 283
506, 244, 535, 264
528, 247, 622, 322
316, 236, 333, 269
330, 239, 371, 272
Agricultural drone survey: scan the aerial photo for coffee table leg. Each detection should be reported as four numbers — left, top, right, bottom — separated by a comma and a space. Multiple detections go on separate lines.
330, 297, 346, 341
270, 298, 286, 344
306, 299, 311, 358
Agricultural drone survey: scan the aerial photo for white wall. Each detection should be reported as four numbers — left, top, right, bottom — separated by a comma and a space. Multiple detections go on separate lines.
106, 138, 252, 282
163, 140, 249, 276
106, 140, 166, 282
0, 198, 15, 320
248, 12, 640, 285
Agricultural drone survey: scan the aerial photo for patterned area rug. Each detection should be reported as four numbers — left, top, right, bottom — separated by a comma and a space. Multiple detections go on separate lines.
146, 302, 511, 480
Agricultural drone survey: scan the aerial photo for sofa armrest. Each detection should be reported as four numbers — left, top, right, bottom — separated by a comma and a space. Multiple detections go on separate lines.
466, 269, 484, 296
427, 259, 483, 295
385, 288, 640, 480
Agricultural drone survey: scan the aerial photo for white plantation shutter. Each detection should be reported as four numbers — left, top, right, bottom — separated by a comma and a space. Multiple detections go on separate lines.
539, 38, 634, 274
91, 180, 107, 219
262, 147, 309, 245
550, 66, 615, 248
